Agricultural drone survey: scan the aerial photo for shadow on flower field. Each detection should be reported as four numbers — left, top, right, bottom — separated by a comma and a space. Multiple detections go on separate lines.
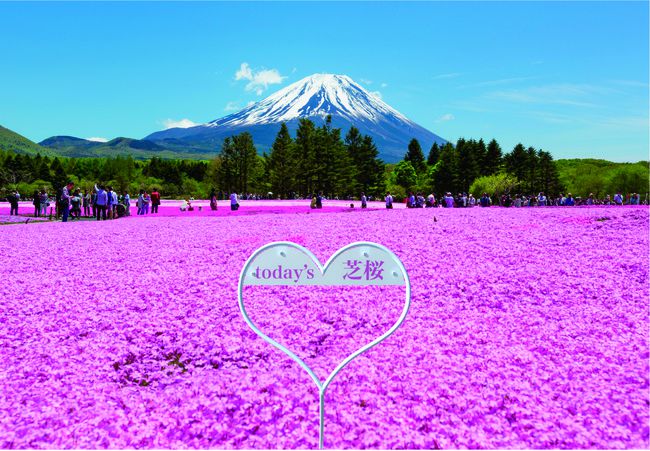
0, 205, 648, 448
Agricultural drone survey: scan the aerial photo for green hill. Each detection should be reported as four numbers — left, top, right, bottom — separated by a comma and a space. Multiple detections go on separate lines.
556, 158, 649, 197
0, 125, 52, 156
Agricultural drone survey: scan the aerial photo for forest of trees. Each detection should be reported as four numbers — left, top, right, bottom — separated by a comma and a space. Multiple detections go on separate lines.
1, 117, 648, 201
212, 117, 385, 198
0, 152, 209, 198
385, 138, 565, 200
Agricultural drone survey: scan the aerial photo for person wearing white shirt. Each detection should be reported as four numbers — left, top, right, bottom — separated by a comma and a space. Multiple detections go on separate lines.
230, 192, 239, 211
385, 192, 393, 209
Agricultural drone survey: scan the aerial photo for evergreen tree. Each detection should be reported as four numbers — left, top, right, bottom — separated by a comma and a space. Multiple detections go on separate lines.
232, 132, 258, 193
293, 118, 317, 195
267, 123, 295, 197
359, 135, 385, 196
503, 143, 528, 192
346, 127, 384, 196
431, 142, 457, 194
404, 138, 426, 174
49, 158, 68, 192
427, 142, 440, 166
525, 146, 539, 193
475, 139, 487, 174
320, 117, 355, 197
484, 139, 503, 176
36, 159, 51, 181
536, 150, 562, 196
344, 126, 363, 193
456, 139, 479, 193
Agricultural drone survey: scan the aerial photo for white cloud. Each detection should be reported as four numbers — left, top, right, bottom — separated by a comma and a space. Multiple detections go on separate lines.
381, 83, 388, 88
162, 118, 198, 129
224, 102, 240, 112
361, 78, 373, 85
235, 62, 253, 81
437, 113, 455, 122
369, 91, 383, 100
246, 101, 255, 107
235, 62, 287, 95
87, 137, 108, 142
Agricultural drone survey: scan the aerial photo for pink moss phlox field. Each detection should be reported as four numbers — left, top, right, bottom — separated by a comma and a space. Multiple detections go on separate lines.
0, 206, 648, 449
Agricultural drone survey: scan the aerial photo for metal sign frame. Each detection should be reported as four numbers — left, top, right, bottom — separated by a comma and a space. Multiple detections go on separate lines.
238, 241, 411, 449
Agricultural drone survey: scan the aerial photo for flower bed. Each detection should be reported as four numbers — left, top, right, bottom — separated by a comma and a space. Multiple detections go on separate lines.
0, 206, 647, 448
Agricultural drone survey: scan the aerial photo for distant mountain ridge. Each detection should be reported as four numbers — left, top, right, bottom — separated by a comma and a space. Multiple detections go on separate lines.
145, 73, 447, 162
37, 135, 215, 160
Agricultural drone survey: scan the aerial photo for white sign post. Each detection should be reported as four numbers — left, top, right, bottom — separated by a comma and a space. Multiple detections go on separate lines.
238, 241, 411, 449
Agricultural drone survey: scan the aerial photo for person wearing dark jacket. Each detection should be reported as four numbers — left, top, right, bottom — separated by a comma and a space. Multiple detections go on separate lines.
33, 190, 41, 217
150, 189, 161, 213
8, 190, 19, 215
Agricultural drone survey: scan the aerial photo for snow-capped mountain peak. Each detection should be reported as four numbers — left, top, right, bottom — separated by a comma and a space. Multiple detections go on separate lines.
144, 73, 446, 162
208, 73, 411, 127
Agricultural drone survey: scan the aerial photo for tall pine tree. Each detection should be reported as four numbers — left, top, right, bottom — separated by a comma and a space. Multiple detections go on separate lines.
484, 139, 503, 176
267, 123, 295, 197
404, 138, 426, 174
427, 142, 440, 166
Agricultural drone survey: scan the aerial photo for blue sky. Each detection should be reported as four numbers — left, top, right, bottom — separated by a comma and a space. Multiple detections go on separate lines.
0, 1, 648, 162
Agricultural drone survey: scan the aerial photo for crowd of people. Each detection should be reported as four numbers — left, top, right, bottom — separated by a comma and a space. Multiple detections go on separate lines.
3, 184, 647, 221
4, 182, 163, 222
396, 191, 646, 208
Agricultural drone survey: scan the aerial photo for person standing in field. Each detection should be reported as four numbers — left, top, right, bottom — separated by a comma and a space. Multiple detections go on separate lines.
32, 190, 41, 217
123, 191, 131, 216
82, 190, 91, 217
40, 189, 49, 217
8, 190, 19, 215
91, 189, 97, 218
150, 188, 161, 214
230, 192, 240, 211
385, 192, 393, 209
210, 189, 218, 210
70, 189, 82, 220
60, 181, 74, 222
94, 184, 108, 220
360, 192, 367, 208
565, 193, 576, 206
142, 191, 151, 214
106, 187, 114, 219
316, 192, 323, 209
613, 192, 623, 205
480, 193, 490, 207
136, 190, 144, 215
444, 192, 455, 208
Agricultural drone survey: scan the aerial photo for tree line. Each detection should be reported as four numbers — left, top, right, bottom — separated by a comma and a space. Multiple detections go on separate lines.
0, 151, 209, 198
211, 116, 385, 198
2, 120, 647, 201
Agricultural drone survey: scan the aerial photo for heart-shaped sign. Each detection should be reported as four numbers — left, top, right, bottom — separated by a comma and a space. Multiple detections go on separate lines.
238, 241, 411, 449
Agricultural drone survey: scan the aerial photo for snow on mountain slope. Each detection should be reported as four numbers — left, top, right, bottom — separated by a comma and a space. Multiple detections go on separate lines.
209, 74, 411, 127
145, 73, 446, 162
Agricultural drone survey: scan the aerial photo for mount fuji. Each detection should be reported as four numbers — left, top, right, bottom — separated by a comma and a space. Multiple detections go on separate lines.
145, 74, 446, 162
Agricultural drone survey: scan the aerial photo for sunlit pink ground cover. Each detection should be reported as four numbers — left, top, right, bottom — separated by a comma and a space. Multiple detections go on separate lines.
0, 205, 648, 449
